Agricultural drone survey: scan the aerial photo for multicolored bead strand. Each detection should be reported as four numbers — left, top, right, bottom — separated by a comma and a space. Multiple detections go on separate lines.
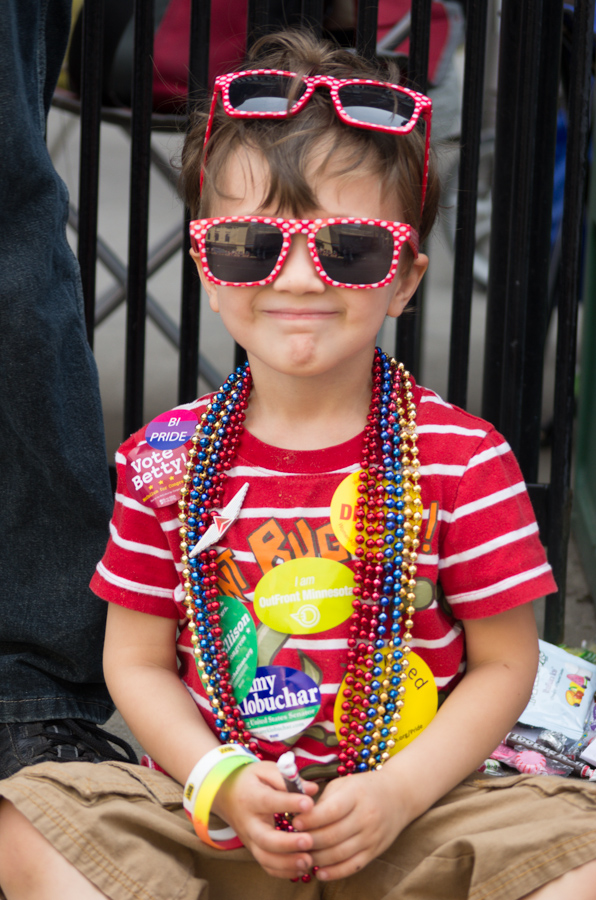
339, 352, 421, 774
177, 350, 420, 839
178, 364, 259, 755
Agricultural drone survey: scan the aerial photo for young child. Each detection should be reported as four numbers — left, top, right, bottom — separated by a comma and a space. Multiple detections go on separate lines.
1, 28, 596, 900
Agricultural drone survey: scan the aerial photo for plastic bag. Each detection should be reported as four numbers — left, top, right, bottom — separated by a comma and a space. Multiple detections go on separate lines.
518, 641, 596, 740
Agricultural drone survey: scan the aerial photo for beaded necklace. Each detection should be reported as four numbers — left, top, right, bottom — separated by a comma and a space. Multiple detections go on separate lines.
177, 348, 421, 775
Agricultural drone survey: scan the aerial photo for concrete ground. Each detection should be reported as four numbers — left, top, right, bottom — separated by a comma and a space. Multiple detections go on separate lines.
46, 102, 595, 756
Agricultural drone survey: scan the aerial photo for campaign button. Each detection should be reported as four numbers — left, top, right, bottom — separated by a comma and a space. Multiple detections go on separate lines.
239, 666, 321, 742
126, 443, 188, 508
330, 471, 362, 553
217, 595, 258, 703
333, 650, 438, 755
254, 558, 354, 634
145, 408, 198, 450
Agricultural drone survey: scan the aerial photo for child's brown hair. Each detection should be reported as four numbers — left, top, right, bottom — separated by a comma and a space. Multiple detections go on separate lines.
180, 29, 440, 245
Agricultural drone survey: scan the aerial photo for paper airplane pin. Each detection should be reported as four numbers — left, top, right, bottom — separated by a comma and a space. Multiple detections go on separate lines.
189, 482, 250, 557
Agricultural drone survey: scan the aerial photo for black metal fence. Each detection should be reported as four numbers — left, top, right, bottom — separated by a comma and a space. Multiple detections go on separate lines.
63, 0, 595, 644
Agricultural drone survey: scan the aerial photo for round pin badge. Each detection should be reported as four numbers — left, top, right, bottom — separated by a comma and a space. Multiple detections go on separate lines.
329, 471, 363, 553
253, 557, 355, 634
217, 595, 258, 702
145, 409, 198, 450
333, 650, 438, 755
126, 442, 190, 508
238, 666, 321, 742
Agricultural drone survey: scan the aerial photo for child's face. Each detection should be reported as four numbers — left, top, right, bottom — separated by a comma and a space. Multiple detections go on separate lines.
192, 146, 427, 385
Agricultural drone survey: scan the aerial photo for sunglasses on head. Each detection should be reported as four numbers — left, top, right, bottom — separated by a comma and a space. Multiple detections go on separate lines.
189, 216, 419, 289
202, 69, 432, 212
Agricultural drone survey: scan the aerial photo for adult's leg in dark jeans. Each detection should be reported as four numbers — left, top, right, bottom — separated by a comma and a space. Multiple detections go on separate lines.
0, 0, 131, 776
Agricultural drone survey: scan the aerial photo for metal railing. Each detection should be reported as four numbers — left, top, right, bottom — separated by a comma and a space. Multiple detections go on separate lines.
66, 0, 595, 643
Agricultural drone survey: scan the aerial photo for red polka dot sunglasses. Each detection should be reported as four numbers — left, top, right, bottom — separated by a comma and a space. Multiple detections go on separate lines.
189, 216, 419, 289
201, 69, 433, 212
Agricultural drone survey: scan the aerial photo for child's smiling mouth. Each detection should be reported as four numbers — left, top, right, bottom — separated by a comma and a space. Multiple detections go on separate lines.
263, 307, 338, 319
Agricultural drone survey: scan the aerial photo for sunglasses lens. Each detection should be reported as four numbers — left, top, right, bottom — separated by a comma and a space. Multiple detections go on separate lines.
228, 74, 306, 113
205, 222, 283, 283
315, 223, 394, 285
337, 84, 416, 129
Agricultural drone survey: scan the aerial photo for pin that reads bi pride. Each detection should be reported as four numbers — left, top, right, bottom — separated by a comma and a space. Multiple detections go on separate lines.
145, 408, 198, 451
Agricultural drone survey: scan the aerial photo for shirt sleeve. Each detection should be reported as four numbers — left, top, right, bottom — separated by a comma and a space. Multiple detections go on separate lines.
438, 428, 557, 619
89, 436, 181, 618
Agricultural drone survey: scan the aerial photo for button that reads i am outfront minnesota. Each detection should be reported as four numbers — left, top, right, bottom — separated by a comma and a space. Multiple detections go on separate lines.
253, 557, 355, 634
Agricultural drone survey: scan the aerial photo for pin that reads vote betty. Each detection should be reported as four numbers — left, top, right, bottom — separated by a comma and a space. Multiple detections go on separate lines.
126, 408, 198, 508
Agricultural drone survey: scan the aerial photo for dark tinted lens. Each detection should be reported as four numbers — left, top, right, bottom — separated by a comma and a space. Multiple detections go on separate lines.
205, 222, 283, 282
315, 224, 394, 284
228, 74, 306, 113
337, 84, 415, 128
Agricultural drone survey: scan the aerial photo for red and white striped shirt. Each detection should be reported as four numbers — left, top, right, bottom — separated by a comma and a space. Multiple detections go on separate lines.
91, 381, 556, 776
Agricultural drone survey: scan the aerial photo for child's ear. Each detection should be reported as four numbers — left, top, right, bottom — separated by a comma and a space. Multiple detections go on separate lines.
190, 248, 220, 313
387, 252, 429, 318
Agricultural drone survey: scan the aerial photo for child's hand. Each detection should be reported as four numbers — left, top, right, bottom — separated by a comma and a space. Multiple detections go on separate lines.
213, 761, 319, 879
292, 769, 410, 881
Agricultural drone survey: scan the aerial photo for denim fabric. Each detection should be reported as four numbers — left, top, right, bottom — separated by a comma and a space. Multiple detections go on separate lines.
0, 0, 115, 723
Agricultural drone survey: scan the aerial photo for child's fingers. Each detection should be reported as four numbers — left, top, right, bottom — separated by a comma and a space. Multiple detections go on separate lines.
251, 848, 313, 880
297, 813, 357, 852
293, 785, 350, 833
242, 820, 314, 878
255, 787, 315, 818
314, 844, 375, 883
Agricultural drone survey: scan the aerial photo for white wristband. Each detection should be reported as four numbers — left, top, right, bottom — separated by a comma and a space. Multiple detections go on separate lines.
183, 743, 258, 816
183, 744, 258, 848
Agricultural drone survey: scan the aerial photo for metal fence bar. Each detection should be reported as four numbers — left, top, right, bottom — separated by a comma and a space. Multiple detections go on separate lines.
78, 0, 105, 347
301, 0, 324, 35
482, 0, 562, 460
408, 0, 432, 92
124, 0, 154, 437
447, 0, 488, 410
544, 0, 596, 643
247, 0, 271, 47
395, 0, 431, 376
355, 0, 379, 60
517, 0, 564, 483
179, 0, 211, 404
481, 1, 522, 429
496, 1, 542, 456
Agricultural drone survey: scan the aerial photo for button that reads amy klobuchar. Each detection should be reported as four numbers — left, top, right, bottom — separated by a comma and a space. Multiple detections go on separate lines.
240, 666, 321, 742
145, 408, 198, 450
253, 558, 355, 634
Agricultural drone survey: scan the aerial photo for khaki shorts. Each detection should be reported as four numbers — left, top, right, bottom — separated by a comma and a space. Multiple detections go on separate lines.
1, 761, 596, 900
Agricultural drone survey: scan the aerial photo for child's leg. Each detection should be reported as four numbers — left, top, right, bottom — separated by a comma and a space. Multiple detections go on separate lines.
0, 798, 106, 900
0, 760, 209, 900
521, 859, 596, 900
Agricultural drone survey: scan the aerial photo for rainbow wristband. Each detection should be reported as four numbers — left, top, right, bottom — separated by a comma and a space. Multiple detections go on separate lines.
184, 745, 257, 850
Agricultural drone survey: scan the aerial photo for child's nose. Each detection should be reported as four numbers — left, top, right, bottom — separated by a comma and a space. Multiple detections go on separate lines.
272, 234, 326, 293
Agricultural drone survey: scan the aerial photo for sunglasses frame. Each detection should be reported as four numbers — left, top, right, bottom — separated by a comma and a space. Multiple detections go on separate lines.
201, 69, 432, 212
189, 216, 419, 290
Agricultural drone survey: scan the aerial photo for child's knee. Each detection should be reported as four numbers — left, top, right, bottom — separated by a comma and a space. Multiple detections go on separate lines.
522, 858, 596, 900
0, 798, 52, 891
